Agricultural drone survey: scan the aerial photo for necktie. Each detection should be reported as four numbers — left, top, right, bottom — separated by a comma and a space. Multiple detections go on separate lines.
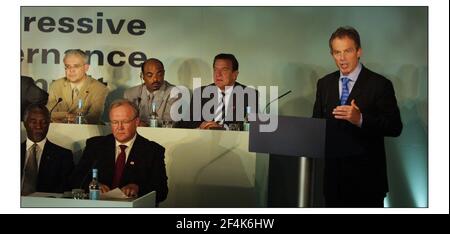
112, 145, 127, 188
72, 88, 80, 105
73, 88, 80, 98
340, 77, 350, 105
22, 144, 38, 196
215, 92, 226, 124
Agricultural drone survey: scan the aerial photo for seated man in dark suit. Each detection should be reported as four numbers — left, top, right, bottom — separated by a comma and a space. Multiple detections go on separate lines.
181, 53, 258, 130
21, 104, 74, 195
21, 76, 48, 121
71, 99, 168, 203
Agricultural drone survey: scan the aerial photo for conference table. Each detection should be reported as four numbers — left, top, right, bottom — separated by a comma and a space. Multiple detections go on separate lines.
20, 123, 269, 208
22, 191, 156, 208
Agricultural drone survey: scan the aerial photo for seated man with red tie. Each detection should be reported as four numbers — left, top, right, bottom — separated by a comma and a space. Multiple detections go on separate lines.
71, 99, 168, 203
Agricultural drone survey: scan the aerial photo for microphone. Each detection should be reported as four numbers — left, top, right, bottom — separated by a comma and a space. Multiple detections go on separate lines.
263, 90, 292, 113
49, 97, 63, 114
137, 84, 144, 108
137, 97, 142, 108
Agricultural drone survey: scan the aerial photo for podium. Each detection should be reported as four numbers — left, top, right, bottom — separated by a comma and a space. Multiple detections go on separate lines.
249, 115, 326, 207
21, 191, 156, 208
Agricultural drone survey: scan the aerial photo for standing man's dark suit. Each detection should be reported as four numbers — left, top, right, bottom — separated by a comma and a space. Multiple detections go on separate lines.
21, 140, 74, 193
313, 26, 402, 207
71, 134, 168, 203
313, 65, 402, 206
183, 82, 258, 129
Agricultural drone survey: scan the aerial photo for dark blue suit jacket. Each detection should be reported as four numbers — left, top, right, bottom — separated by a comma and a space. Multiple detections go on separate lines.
313, 65, 402, 199
21, 140, 74, 193
179, 82, 259, 129
71, 134, 168, 203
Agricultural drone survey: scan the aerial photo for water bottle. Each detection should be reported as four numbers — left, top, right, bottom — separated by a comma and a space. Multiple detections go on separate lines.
75, 99, 86, 124
149, 102, 158, 128
89, 168, 100, 200
243, 106, 251, 131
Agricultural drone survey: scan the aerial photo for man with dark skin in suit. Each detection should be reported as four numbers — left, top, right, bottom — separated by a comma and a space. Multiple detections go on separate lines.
22, 104, 73, 195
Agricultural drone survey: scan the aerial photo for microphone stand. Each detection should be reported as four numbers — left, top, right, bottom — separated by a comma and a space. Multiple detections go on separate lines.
263, 90, 292, 113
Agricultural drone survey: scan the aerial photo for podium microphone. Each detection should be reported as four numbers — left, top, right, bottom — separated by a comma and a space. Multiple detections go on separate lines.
263, 90, 292, 113
49, 98, 63, 114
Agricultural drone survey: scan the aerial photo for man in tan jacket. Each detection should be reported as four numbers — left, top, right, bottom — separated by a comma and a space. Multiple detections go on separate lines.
47, 49, 108, 124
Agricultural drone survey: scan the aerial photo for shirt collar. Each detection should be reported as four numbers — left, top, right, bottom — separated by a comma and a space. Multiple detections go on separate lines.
69, 76, 87, 91
340, 62, 362, 82
115, 133, 137, 149
26, 137, 47, 151
217, 85, 234, 96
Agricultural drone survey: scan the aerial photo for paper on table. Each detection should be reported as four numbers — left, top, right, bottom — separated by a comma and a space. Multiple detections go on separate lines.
100, 188, 130, 199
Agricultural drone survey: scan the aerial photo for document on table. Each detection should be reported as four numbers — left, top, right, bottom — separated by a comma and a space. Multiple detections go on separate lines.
100, 188, 130, 199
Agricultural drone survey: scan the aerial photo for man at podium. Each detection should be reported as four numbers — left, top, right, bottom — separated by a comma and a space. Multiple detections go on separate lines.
71, 99, 168, 204
313, 26, 403, 207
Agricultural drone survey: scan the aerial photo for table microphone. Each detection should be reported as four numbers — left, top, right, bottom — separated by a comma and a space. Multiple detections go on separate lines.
49, 98, 63, 114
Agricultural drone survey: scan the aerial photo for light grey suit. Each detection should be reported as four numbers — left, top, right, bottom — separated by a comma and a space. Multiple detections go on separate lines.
124, 80, 179, 124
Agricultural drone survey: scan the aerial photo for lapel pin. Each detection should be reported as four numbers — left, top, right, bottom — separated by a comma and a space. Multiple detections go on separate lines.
130, 161, 135, 165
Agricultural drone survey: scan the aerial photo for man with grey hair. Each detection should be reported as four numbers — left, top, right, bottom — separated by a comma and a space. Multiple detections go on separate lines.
46, 49, 108, 124
313, 26, 402, 207
21, 104, 73, 195
71, 99, 168, 203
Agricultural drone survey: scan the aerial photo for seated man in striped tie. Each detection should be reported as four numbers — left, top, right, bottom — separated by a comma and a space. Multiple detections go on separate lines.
21, 104, 74, 196
181, 53, 258, 130
71, 99, 168, 203
312, 26, 403, 207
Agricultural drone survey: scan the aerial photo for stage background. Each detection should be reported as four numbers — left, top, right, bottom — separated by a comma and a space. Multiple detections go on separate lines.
20, 6, 428, 207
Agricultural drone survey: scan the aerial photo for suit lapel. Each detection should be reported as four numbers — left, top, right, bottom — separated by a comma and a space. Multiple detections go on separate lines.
228, 82, 244, 122
201, 84, 217, 121
21, 142, 26, 175
78, 77, 90, 107
62, 79, 74, 111
39, 141, 52, 176
346, 66, 367, 105
329, 75, 341, 107
121, 135, 143, 185
101, 135, 117, 186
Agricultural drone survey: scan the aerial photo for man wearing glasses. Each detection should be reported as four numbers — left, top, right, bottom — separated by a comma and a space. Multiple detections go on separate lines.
71, 99, 168, 203
46, 49, 108, 124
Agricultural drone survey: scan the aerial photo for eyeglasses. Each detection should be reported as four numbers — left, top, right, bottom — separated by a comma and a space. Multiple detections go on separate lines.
111, 117, 137, 126
64, 64, 85, 70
